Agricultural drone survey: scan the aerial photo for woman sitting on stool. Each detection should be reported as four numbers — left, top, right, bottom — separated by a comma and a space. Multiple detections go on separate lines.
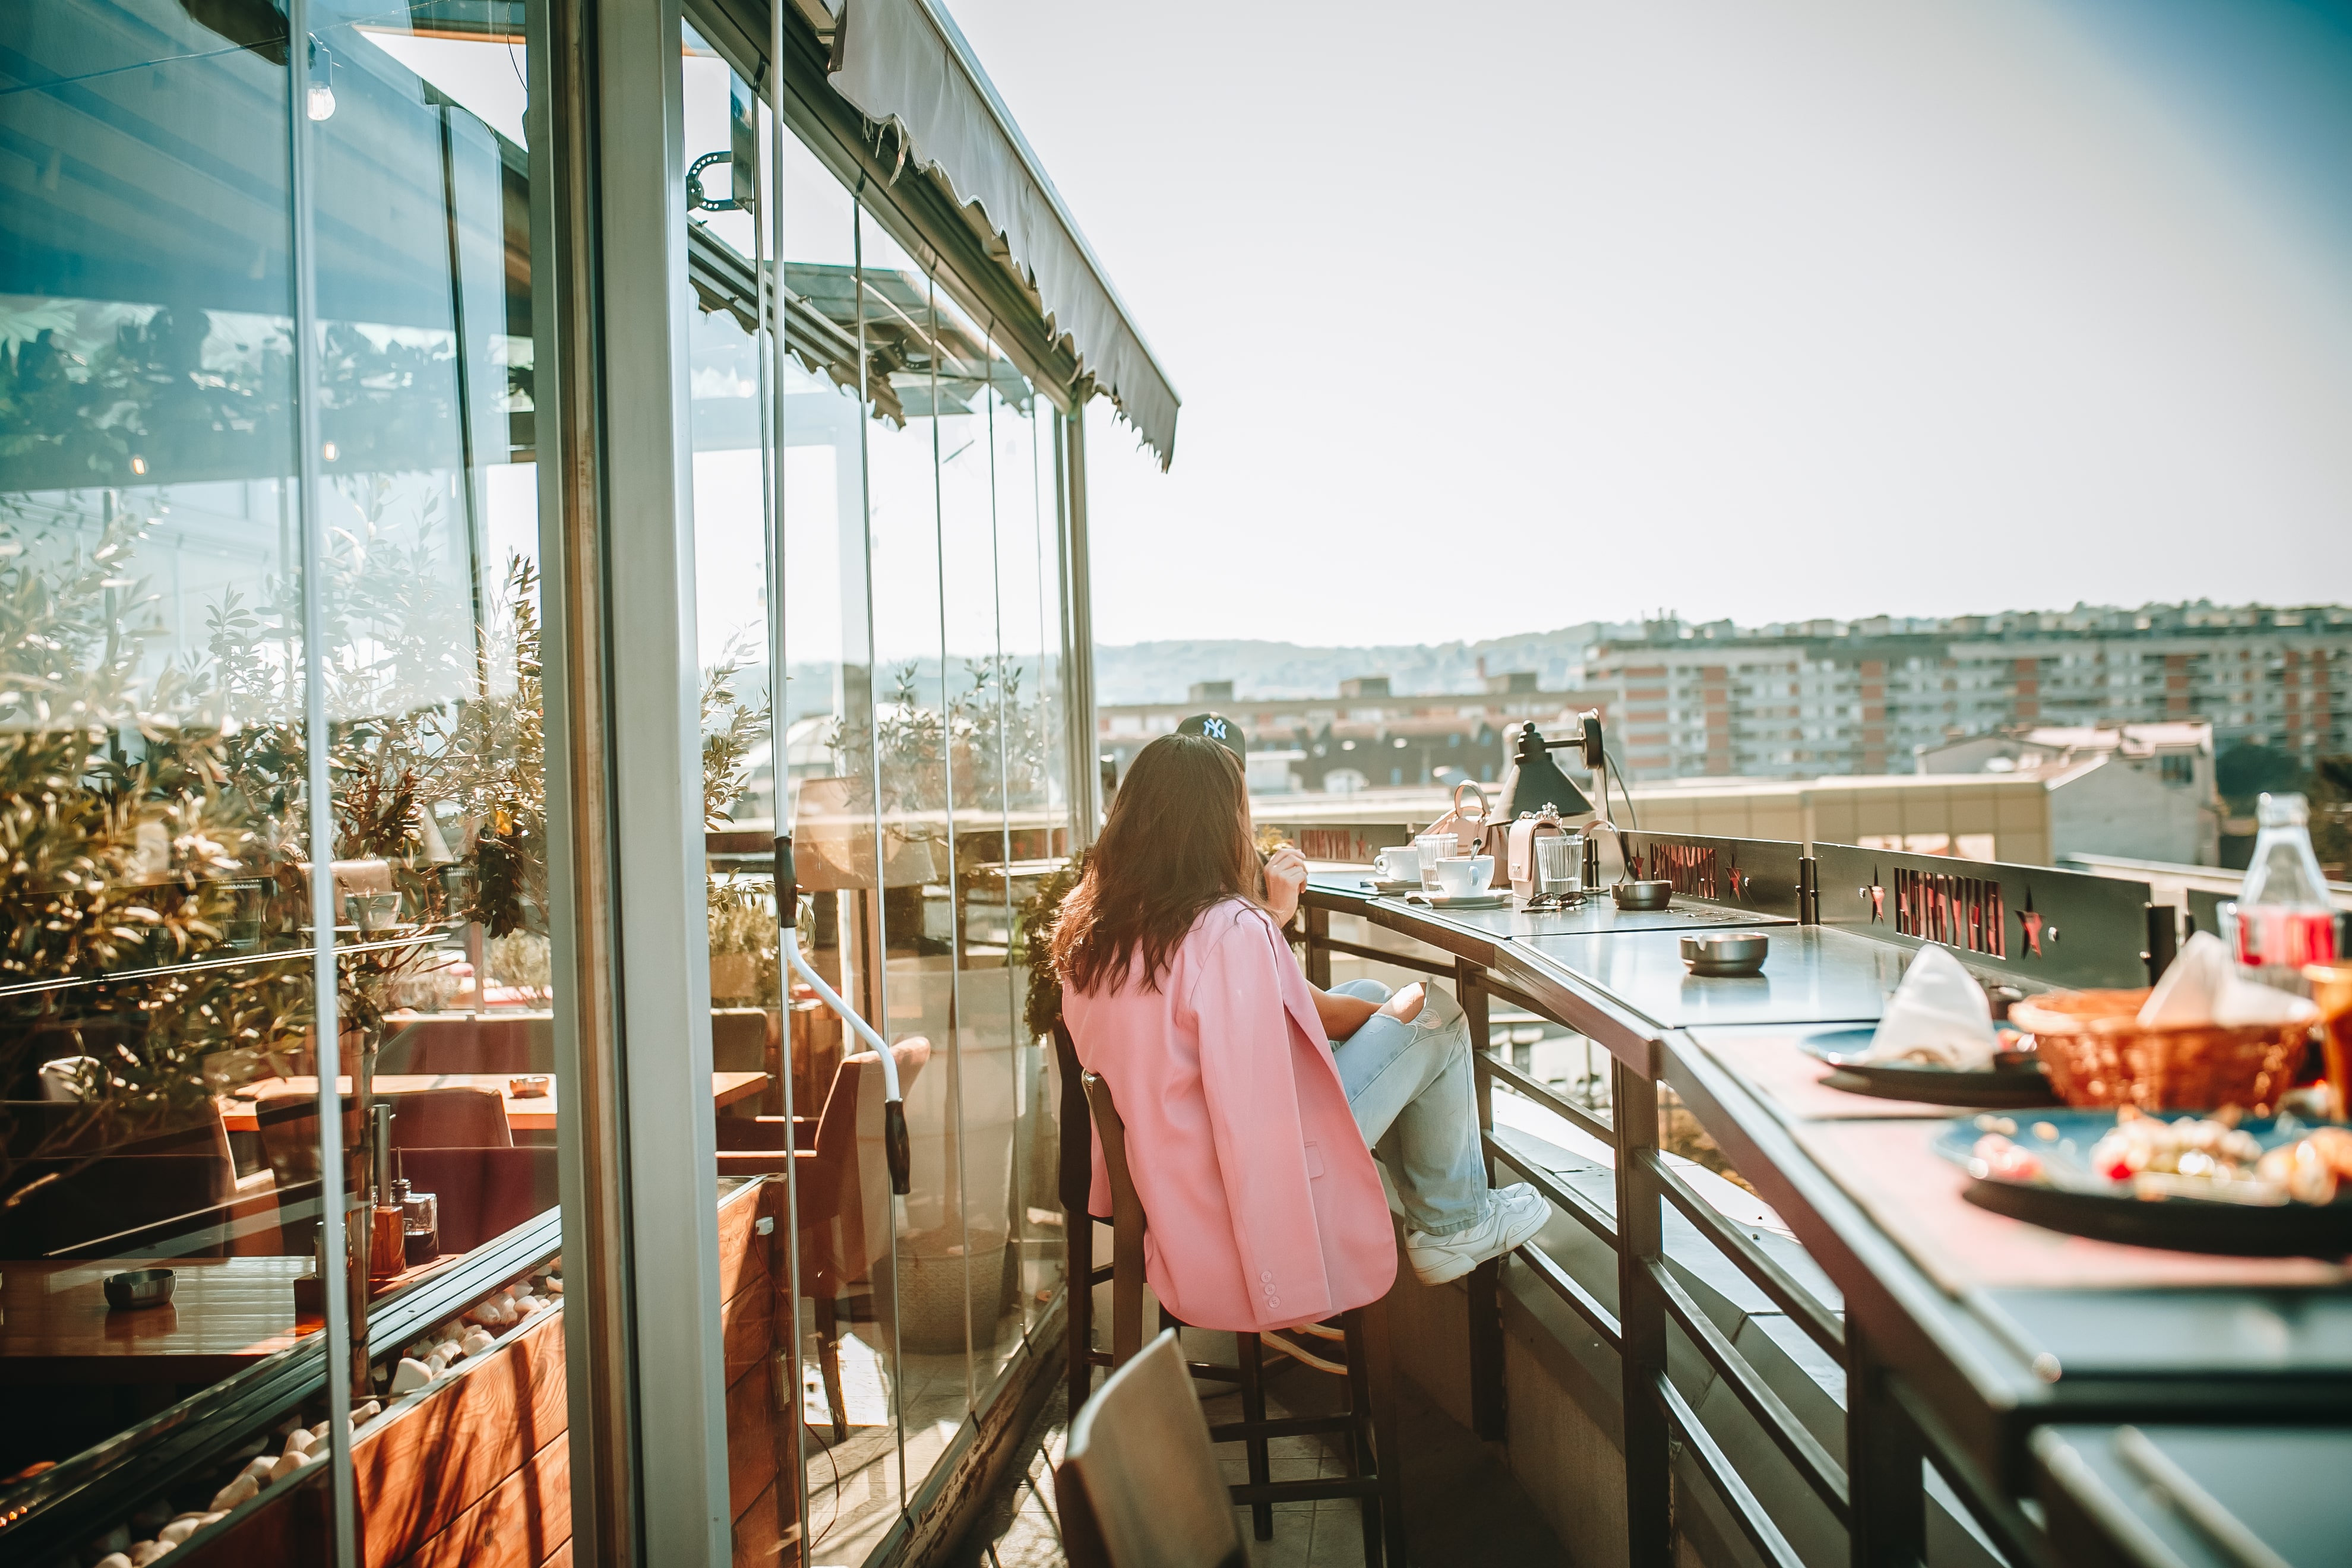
1053, 732, 1545, 1334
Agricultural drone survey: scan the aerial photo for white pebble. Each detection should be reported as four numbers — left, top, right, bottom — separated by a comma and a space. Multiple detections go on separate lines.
158, 1518, 203, 1545
129, 1540, 174, 1564
95, 1556, 132, 1568
285, 1428, 317, 1458
239, 1455, 276, 1484
438, 1324, 466, 1344
461, 1327, 495, 1355
512, 1279, 533, 1298
544, 1276, 562, 1295
389, 1357, 434, 1395
208, 1472, 258, 1513
425, 1345, 453, 1371
351, 1399, 381, 1424
269, 1449, 316, 1483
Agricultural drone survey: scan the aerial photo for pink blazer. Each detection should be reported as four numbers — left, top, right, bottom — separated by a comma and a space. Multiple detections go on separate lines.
1063, 899, 1397, 1332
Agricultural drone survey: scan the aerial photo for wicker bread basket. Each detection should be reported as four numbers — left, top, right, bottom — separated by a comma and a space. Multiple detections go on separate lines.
2009, 988, 2310, 1114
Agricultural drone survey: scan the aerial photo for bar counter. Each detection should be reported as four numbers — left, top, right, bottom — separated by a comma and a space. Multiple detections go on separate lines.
1302, 861, 2348, 1568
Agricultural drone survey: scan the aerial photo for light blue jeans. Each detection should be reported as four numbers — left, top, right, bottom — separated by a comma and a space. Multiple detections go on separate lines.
1328, 979, 1491, 1237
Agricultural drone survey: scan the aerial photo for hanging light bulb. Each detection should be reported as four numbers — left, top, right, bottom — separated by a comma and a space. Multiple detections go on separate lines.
306, 38, 336, 122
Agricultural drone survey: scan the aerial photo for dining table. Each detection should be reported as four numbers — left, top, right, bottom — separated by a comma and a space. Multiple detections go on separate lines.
217, 1070, 768, 1134
0, 1256, 318, 1385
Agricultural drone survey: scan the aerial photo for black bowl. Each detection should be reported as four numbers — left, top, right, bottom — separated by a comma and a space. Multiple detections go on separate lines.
103, 1268, 176, 1310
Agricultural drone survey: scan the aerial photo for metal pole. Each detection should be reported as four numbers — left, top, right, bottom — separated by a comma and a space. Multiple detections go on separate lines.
757, 8, 816, 1549
285, 5, 358, 1561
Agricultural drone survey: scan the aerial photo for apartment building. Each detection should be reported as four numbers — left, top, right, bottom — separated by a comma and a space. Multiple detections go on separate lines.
1096, 672, 1594, 791
1583, 605, 2351, 780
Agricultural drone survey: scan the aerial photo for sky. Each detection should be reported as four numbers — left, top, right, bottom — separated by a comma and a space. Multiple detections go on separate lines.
943, 0, 2352, 649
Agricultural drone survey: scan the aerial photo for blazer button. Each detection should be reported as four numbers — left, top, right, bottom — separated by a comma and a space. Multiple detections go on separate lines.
1260, 1270, 1273, 1283
1266, 1295, 1280, 1310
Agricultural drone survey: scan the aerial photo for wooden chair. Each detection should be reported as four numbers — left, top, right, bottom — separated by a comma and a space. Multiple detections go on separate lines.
377, 1012, 554, 1075
384, 1085, 513, 1149
1058, 1329, 1250, 1568
1079, 1066, 1408, 1567
715, 1038, 931, 1440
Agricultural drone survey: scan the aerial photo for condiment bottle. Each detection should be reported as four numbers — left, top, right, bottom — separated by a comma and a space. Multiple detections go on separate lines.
397, 1177, 440, 1267
2233, 792, 2338, 995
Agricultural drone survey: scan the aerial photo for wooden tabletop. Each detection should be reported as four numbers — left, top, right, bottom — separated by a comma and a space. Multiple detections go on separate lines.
220, 1071, 767, 1133
0, 1256, 315, 1384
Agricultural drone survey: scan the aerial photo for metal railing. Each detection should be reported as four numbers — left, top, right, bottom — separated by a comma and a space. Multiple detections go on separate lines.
1298, 830, 2183, 1568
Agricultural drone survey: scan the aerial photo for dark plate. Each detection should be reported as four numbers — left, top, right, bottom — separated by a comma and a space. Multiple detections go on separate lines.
1800, 1026, 2059, 1108
1932, 1111, 2352, 1257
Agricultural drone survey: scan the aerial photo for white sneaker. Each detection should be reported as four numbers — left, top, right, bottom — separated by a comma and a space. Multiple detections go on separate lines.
1403, 1183, 1548, 1285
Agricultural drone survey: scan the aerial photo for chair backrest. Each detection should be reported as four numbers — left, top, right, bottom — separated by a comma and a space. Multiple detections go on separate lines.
1079, 1070, 1147, 1367
1058, 1329, 1248, 1568
0, 1153, 237, 1257
385, 1086, 513, 1150
709, 1008, 773, 1074
1052, 1022, 1092, 1215
378, 1013, 555, 1075
799, 1038, 930, 1291
393, 1146, 560, 1252
252, 1092, 362, 1188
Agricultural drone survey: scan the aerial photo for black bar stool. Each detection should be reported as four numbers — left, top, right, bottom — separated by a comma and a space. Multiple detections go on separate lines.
1073, 1060, 1409, 1567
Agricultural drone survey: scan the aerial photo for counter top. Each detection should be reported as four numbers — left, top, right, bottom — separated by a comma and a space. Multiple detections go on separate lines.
1301, 872, 2352, 1522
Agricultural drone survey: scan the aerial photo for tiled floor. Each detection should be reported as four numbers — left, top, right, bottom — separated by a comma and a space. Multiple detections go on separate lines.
950, 1329, 1572, 1568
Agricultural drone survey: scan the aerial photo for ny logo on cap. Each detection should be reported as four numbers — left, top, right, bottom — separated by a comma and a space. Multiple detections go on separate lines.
1203, 717, 1228, 739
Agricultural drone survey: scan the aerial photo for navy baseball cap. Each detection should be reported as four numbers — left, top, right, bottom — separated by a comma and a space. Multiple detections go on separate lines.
1175, 712, 1246, 760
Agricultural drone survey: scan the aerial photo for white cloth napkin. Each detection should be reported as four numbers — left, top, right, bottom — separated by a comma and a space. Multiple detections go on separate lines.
1862, 946, 2000, 1069
2136, 931, 2318, 1029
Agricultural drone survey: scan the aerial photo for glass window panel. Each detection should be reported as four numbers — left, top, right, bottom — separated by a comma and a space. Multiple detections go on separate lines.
682, 36, 798, 1561
2, 1, 551, 1551
1, 0, 317, 1490
987, 365, 1067, 1343
933, 290, 1022, 1394
304, 3, 554, 1305
857, 203, 971, 1506
774, 128, 904, 1561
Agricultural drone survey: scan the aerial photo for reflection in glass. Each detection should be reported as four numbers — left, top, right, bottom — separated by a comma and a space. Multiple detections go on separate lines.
858, 204, 973, 1504
771, 128, 909, 1563
1, 0, 316, 1491
1, 1, 554, 1548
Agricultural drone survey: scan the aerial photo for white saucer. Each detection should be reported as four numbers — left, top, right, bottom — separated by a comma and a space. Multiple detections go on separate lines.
1408, 891, 1509, 909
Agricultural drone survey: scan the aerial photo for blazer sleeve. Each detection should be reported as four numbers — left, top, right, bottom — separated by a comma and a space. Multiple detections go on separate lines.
1187, 908, 1337, 1327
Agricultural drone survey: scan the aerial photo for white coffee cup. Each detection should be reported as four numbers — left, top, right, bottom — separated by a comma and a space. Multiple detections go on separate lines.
1373, 845, 1421, 883
1412, 832, 1458, 889
1434, 855, 1494, 897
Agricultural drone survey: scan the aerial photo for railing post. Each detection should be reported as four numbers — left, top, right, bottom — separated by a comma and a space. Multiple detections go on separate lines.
1613, 1056, 1674, 1567
1460, 960, 1506, 1441
1847, 1320, 1926, 1568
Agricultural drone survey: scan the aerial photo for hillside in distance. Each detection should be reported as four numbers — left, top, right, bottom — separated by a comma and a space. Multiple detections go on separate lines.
1091, 622, 1628, 704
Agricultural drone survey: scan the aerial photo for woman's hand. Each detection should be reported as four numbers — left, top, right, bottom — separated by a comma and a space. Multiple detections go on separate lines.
1377, 982, 1426, 1024
1262, 843, 1307, 927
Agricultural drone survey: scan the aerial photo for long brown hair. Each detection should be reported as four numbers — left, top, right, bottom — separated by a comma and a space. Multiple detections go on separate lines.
1051, 733, 1262, 996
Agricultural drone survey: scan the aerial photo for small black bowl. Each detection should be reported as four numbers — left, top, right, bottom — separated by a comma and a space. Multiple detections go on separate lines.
104, 1268, 176, 1311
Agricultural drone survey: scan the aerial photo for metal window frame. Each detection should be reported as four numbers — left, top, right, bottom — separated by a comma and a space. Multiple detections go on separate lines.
533, 0, 732, 1563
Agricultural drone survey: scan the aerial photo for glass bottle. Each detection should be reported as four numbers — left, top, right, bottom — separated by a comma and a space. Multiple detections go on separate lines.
2234, 793, 2338, 992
